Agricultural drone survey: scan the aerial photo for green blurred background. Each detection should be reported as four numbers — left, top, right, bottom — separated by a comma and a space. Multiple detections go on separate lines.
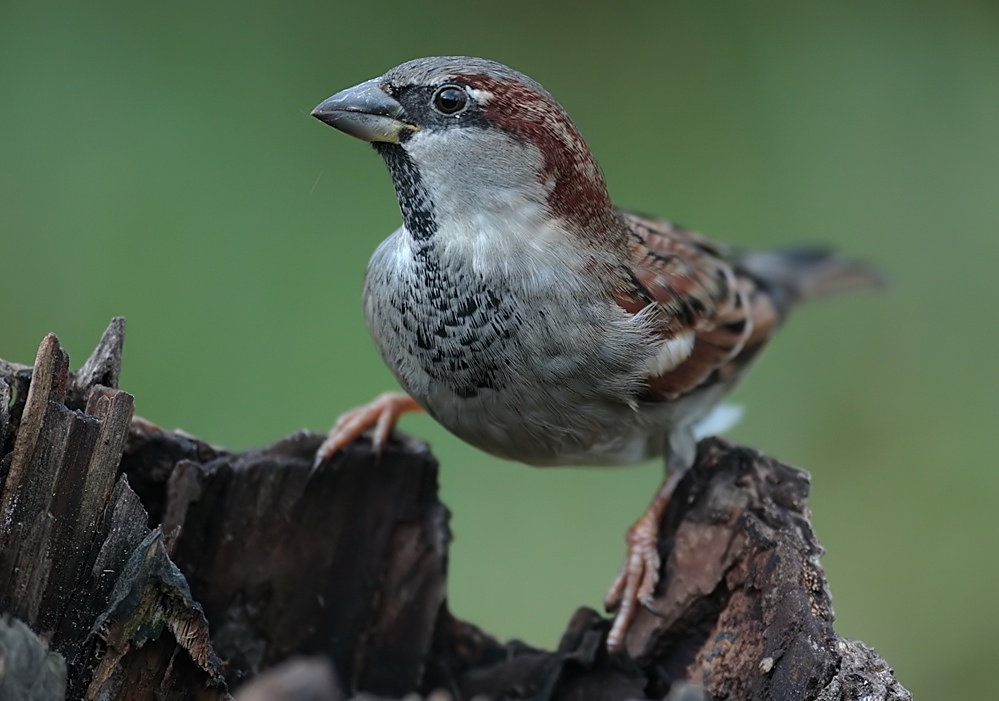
3, 1, 997, 697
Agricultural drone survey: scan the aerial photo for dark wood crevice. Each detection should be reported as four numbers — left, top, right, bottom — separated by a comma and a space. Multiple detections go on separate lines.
0, 319, 910, 700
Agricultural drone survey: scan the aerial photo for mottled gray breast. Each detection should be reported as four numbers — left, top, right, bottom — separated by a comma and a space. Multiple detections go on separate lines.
363, 234, 518, 402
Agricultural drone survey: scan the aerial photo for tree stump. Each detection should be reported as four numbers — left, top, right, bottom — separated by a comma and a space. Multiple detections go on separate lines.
0, 320, 911, 700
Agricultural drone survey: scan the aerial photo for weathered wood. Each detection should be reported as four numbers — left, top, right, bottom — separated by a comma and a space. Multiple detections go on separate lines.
0, 615, 67, 701
0, 321, 911, 700
0, 321, 225, 700
233, 657, 343, 701
122, 423, 449, 697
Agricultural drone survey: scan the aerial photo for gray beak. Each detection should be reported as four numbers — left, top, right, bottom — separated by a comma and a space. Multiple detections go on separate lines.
311, 78, 418, 143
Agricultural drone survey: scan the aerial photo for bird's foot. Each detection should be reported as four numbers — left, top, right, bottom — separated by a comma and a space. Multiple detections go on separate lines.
603, 467, 684, 653
603, 509, 662, 653
313, 392, 422, 471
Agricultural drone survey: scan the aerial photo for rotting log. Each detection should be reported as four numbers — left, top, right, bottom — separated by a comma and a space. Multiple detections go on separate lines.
0, 320, 911, 700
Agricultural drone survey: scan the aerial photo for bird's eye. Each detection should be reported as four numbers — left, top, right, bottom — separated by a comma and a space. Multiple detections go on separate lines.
432, 86, 468, 115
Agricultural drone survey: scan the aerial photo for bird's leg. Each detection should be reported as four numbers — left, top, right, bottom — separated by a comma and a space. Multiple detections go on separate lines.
313, 392, 422, 470
603, 466, 685, 653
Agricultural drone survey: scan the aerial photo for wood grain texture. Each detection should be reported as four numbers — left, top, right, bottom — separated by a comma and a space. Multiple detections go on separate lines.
0, 320, 224, 700
0, 320, 910, 700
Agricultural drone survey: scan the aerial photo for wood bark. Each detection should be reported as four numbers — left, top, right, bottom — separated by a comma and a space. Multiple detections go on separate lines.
0, 320, 911, 701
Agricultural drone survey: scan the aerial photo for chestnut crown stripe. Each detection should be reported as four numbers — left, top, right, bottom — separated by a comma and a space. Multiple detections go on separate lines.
462, 73, 624, 244
372, 66, 622, 247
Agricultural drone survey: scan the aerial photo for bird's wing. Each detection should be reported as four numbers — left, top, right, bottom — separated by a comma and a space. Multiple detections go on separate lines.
613, 211, 779, 400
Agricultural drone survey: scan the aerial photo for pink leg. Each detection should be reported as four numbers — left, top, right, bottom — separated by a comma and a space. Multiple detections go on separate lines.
313, 392, 422, 470
603, 468, 684, 653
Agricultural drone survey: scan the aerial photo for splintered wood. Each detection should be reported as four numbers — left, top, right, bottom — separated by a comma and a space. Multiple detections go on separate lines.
0, 320, 224, 700
0, 320, 910, 700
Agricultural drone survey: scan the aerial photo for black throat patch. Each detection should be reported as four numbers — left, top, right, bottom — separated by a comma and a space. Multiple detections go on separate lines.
374, 143, 437, 241
368, 142, 509, 398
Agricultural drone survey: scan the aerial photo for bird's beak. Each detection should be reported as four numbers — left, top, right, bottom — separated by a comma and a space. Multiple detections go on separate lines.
311, 78, 418, 144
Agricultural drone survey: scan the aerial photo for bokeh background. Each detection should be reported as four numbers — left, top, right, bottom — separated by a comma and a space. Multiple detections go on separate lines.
3, 1, 997, 697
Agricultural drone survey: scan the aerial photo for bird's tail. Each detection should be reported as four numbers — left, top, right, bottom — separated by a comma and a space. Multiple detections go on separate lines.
735, 245, 884, 316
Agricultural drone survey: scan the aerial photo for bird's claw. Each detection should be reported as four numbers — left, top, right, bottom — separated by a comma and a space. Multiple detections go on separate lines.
312, 392, 421, 472
604, 511, 662, 653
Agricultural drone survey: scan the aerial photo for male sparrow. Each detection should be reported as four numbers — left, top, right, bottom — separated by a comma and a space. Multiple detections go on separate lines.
310, 56, 879, 653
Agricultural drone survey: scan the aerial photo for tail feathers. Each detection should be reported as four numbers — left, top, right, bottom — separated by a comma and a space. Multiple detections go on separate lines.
735, 245, 884, 315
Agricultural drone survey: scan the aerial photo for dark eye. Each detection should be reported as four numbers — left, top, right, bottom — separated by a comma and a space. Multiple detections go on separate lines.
432, 86, 468, 115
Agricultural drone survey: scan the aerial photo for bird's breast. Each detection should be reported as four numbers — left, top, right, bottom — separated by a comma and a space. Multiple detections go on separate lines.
361, 228, 663, 465
363, 231, 517, 400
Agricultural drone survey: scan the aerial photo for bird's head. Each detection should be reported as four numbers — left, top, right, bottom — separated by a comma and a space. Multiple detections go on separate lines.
312, 56, 622, 247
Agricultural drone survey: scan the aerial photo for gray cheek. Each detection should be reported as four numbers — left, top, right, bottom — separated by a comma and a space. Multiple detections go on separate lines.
405, 130, 545, 215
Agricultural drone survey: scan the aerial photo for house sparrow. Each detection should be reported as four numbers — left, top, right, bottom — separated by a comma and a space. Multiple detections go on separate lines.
310, 56, 880, 653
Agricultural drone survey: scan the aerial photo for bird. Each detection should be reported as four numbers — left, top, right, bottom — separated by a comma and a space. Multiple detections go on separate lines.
309, 56, 880, 653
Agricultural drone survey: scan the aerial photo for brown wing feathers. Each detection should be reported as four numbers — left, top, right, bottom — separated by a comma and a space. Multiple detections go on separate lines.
617, 214, 770, 400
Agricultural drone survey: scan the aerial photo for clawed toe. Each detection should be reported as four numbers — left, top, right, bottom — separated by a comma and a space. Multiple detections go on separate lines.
312, 392, 422, 472
604, 513, 662, 652
603, 468, 685, 652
